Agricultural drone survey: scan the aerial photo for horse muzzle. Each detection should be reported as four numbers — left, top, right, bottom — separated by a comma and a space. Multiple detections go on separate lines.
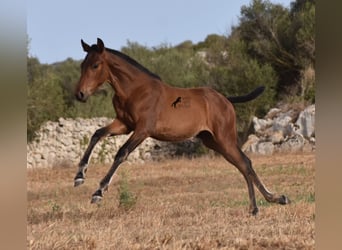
75, 91, 88, 102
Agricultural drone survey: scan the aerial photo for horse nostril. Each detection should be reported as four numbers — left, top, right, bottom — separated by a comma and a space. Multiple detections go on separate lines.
76, 91, 86, 102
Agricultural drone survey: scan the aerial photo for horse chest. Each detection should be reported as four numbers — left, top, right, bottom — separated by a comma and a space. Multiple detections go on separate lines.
113, 97, 136, 128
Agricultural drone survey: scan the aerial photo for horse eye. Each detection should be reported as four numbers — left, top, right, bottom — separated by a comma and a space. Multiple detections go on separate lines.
92, 63, 99, 69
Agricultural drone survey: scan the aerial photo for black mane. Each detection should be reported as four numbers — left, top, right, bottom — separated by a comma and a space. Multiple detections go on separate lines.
105, 48, 161, 80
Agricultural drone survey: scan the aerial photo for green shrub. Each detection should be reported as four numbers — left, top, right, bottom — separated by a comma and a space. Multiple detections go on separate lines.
118, 171, 137, 210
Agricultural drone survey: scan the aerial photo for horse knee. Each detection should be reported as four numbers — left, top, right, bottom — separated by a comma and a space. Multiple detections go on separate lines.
92, 127, 108, 141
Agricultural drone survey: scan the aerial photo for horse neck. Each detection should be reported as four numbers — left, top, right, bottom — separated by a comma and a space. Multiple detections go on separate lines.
106, 53, 143, 98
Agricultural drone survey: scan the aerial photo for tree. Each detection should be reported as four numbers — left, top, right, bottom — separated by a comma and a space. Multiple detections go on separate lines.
237, 0, 315, 99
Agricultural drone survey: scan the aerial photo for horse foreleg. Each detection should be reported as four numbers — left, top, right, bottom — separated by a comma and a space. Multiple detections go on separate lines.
74, 119, 129, 187
91, 131, 147, 203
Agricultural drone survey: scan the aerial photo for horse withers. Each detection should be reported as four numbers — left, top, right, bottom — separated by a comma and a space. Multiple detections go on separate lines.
74, 38, 289, 215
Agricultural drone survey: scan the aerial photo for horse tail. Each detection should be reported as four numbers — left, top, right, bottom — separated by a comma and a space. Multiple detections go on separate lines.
227, 86, 265, 103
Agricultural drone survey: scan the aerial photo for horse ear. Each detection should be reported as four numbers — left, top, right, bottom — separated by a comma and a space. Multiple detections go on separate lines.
97, 38, 105, 53
81, 39, 90, 52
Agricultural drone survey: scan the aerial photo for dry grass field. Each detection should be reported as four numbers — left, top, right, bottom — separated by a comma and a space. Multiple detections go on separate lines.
27, 153, 315, 249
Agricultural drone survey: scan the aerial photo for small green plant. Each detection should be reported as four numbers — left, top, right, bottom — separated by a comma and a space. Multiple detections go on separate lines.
257, 199, 271, 207
194, 143, 210, 156
48, 200, 61, 213
305, 192, 315, 203
118, 171, 137, 210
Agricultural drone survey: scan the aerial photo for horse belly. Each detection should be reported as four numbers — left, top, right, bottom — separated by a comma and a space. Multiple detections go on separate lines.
152, 112, 206, 142
151, 86, 212, 141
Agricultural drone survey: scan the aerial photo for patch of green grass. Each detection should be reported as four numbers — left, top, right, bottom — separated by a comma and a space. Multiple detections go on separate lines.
257, 199, 272, 207
306, 192, 315, 203
210, 198, 271, 208
118, 171, 137, 210
48, 199, 62, 213
297, 192, 315, 203
259, 164, 310, 176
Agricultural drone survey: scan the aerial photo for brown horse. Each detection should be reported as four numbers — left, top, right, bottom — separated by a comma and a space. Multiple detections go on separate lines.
74, 38, 289, 215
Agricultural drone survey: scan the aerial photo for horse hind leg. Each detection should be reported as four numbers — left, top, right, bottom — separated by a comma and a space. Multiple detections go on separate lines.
199, 132, 289, 215
198, 131, 258, 214
225, 145, 290, 214
221, 145, 260, 215
237, 147, 290, 205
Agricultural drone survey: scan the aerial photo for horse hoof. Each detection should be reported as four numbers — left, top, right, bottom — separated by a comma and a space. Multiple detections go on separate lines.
251, 207, 259, 216
91, 189, 103, 204
74, 178, 85, 187
279, 195, 290, 205
91, 195, 103, 204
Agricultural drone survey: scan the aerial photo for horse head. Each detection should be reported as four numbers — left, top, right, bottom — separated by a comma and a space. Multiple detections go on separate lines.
75, 38, 109, 102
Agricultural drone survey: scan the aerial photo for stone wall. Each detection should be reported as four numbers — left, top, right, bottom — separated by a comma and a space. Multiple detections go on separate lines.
27, 104, 315, 168
27, 117, 203, 168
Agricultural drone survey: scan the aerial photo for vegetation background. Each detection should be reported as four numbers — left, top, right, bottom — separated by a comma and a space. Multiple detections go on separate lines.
27, 0, 315, 143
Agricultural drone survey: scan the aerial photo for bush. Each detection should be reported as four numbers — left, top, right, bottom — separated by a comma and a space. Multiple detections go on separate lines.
27, 57, 114, 142
118, 171, 137, 210
27, 58, 65, 141
206, 36, 277, 142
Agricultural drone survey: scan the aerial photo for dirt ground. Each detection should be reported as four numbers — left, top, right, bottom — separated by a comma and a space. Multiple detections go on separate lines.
27, 152, 315, 249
